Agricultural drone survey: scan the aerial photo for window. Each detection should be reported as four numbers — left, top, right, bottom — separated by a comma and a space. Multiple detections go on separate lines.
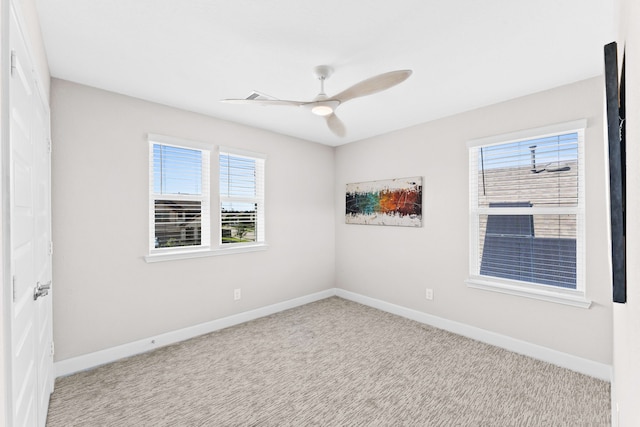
467, 121, 589, 307
147, 136, 266, 262
149, 136, 210, 252
219, 149, 265, 246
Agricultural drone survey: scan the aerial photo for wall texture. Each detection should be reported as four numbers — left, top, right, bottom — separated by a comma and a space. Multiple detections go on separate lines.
335, 76, 612, 366
613, 0, 640, 424
50, 79, 335, 361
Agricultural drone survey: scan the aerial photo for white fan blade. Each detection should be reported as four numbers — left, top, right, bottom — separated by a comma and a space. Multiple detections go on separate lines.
326, 113, 346, 137
330, 70, 412, 104
221, 98, 306, 107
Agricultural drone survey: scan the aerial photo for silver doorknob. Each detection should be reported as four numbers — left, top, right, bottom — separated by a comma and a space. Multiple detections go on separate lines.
33, 281, 51, 300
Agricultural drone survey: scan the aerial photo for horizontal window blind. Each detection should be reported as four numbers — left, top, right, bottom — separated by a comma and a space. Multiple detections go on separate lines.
469, 128, 584, 291
220, 151, 265, 245
150, 141, 210, 250
154, 200, 203, 248
477, 133, 579, 208
478, 213, 577, 288
153, 144, 203, 195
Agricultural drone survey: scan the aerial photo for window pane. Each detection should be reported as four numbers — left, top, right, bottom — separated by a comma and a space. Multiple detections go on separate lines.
478, 213, 577, 289
153, 144, 202, 195
477, 133, 578, 208
154, 200, 202, 248
220, 154, 256, 198
221, 202, 256, 244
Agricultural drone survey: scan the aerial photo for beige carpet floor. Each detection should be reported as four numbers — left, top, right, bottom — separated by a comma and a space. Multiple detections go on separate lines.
46, 297, 610, 426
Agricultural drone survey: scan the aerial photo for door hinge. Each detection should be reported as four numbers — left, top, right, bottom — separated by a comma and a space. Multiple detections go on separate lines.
48, 138, 52, 154
12, 275, 16, 302
50, 341, 55, 357
10, 50, 16, 76
49, 241, 54, 255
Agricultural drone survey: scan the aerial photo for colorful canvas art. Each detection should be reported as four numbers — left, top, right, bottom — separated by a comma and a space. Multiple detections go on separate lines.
345, 177, 422, 227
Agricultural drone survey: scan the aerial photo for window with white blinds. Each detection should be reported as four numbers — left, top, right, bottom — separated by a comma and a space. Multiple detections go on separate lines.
149, 137, 210, 251
467, 121, 588, 306
219, 149, 265, 245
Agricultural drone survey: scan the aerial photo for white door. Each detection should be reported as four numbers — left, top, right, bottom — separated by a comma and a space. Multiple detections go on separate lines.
9, 5, 54, 426
32, 71, 54, 426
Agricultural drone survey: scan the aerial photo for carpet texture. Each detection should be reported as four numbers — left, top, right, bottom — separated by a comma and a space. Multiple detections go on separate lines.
46, 297, 610, 426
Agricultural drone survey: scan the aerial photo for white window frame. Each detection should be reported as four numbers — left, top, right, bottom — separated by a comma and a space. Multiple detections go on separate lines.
466, 120, 590, 308
219, 146, 266, 248
145, 135, 267, 263
147, 134, 211, 257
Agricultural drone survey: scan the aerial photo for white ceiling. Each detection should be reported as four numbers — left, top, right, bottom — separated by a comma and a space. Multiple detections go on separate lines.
35, 0, 614, 146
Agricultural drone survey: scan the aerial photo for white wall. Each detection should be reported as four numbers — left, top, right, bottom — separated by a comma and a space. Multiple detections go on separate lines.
50, 78, 336, 361
51, 73, 615, 385
335, 77, 612, 366
612, 0, 640, 425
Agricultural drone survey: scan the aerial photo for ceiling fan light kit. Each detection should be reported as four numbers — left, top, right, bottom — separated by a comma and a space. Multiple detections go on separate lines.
222, 66, 412, 137
311, 104, 335, 116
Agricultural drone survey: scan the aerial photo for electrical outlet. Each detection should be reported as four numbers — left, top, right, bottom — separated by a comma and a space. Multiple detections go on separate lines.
425, 288, 434, 300
234, 288, 241, 300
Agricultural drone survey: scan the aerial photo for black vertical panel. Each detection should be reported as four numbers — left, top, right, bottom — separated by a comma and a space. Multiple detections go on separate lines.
604, 42, 627, 304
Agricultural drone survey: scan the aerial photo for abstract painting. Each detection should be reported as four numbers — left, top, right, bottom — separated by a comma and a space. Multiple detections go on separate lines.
345, 177, 422, 226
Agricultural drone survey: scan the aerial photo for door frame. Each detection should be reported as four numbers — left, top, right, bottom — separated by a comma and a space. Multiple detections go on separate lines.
2, 0, 14, 424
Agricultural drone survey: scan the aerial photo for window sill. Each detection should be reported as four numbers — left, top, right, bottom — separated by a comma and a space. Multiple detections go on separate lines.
465, 276, 591, 308
145, 244, 268, 263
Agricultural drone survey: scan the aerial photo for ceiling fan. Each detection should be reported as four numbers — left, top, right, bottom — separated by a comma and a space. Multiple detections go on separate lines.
221, 66, 412, 137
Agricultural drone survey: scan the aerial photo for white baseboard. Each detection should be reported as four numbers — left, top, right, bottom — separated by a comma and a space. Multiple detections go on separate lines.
335, 289, 612, 381
55, 288, 612, 382
54, 289, 336, 378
